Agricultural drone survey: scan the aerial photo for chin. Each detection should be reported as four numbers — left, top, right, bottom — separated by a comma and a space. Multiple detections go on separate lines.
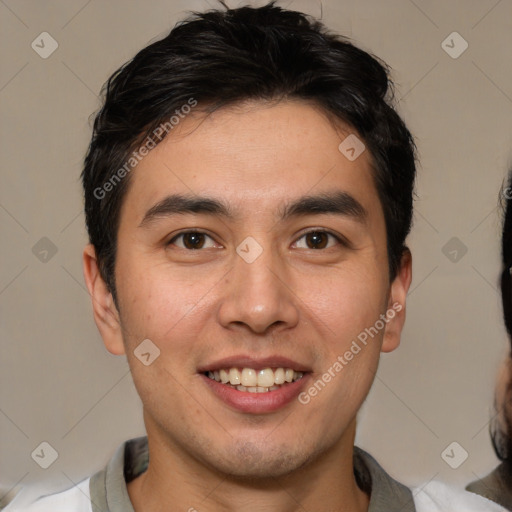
203, 439, 316, 480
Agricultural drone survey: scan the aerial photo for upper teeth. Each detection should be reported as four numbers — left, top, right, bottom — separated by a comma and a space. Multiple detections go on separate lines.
207, 367, 303, 388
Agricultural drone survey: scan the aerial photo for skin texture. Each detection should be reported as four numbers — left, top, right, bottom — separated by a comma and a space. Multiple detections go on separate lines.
495, 357, 512, 437
83, 100, 412, 512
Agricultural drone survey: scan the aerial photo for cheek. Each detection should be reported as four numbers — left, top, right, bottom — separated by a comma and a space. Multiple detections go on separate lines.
116, 257, 220, 350
298, 264, 388, 342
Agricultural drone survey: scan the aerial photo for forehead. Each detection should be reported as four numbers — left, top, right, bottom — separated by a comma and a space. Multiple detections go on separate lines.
120, 100, 381, 223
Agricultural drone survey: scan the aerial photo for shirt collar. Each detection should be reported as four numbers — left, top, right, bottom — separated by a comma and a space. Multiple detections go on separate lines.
466, 462, 512, 510
90, 437, 415, 512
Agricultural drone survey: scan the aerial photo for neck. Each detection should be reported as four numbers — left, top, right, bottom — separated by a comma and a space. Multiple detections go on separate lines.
127, 421, 369, 512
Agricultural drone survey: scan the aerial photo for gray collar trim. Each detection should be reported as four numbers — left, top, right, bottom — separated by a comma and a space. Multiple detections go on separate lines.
90, 438, 415, 512
89, 438, 139, 512
466, 462, 512, 510
353, 447, 415, 511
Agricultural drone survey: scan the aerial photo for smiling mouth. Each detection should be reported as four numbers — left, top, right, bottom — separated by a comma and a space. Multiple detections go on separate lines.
204, 367, 305, 393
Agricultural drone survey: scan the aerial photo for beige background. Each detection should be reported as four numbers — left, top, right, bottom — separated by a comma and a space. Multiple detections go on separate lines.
1, 0, 512, 502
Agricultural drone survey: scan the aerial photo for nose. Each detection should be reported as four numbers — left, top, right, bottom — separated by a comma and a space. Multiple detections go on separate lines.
217, 243, 300, 335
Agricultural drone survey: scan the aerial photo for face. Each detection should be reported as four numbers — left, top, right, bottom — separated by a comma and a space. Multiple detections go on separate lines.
84, 100, 411, 479
495, 357, 512, 434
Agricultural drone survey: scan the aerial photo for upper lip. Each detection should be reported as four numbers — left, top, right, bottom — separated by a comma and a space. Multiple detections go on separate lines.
198, 355, 312, 373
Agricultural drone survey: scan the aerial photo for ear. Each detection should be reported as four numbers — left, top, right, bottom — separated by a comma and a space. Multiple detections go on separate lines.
82, 244, 125, 355
381, 248, 412, 353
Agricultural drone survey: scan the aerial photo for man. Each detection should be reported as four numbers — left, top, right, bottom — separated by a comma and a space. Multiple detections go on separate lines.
5, 2, 505, 511
465, 174, 512, 510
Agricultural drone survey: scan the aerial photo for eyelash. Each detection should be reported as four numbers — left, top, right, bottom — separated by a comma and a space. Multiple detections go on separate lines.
167, 229, 348, 250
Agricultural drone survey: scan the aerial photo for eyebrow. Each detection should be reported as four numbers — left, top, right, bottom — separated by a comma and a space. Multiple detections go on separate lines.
139, 191, 367, 227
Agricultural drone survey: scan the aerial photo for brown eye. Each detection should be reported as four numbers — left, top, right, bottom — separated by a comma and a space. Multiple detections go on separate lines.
306, 231, 328, 249
294, 230, 343, 250
169, 231, 217, 250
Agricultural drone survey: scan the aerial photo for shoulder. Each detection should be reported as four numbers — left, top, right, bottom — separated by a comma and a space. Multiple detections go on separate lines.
413, 480, 508, 512
466, 462, 512, 511
1, 479, 92, 512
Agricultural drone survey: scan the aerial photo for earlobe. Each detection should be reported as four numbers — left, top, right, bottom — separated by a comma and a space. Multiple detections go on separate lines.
82, 244, 125, 356
381, 248, 412, 353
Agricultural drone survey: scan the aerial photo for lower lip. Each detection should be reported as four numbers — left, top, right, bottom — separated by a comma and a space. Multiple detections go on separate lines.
201, 374, 310, 414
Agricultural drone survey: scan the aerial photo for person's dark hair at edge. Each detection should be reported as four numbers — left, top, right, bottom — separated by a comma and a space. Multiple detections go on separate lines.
492, 170, 512, 466
81, 1, 416, 307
